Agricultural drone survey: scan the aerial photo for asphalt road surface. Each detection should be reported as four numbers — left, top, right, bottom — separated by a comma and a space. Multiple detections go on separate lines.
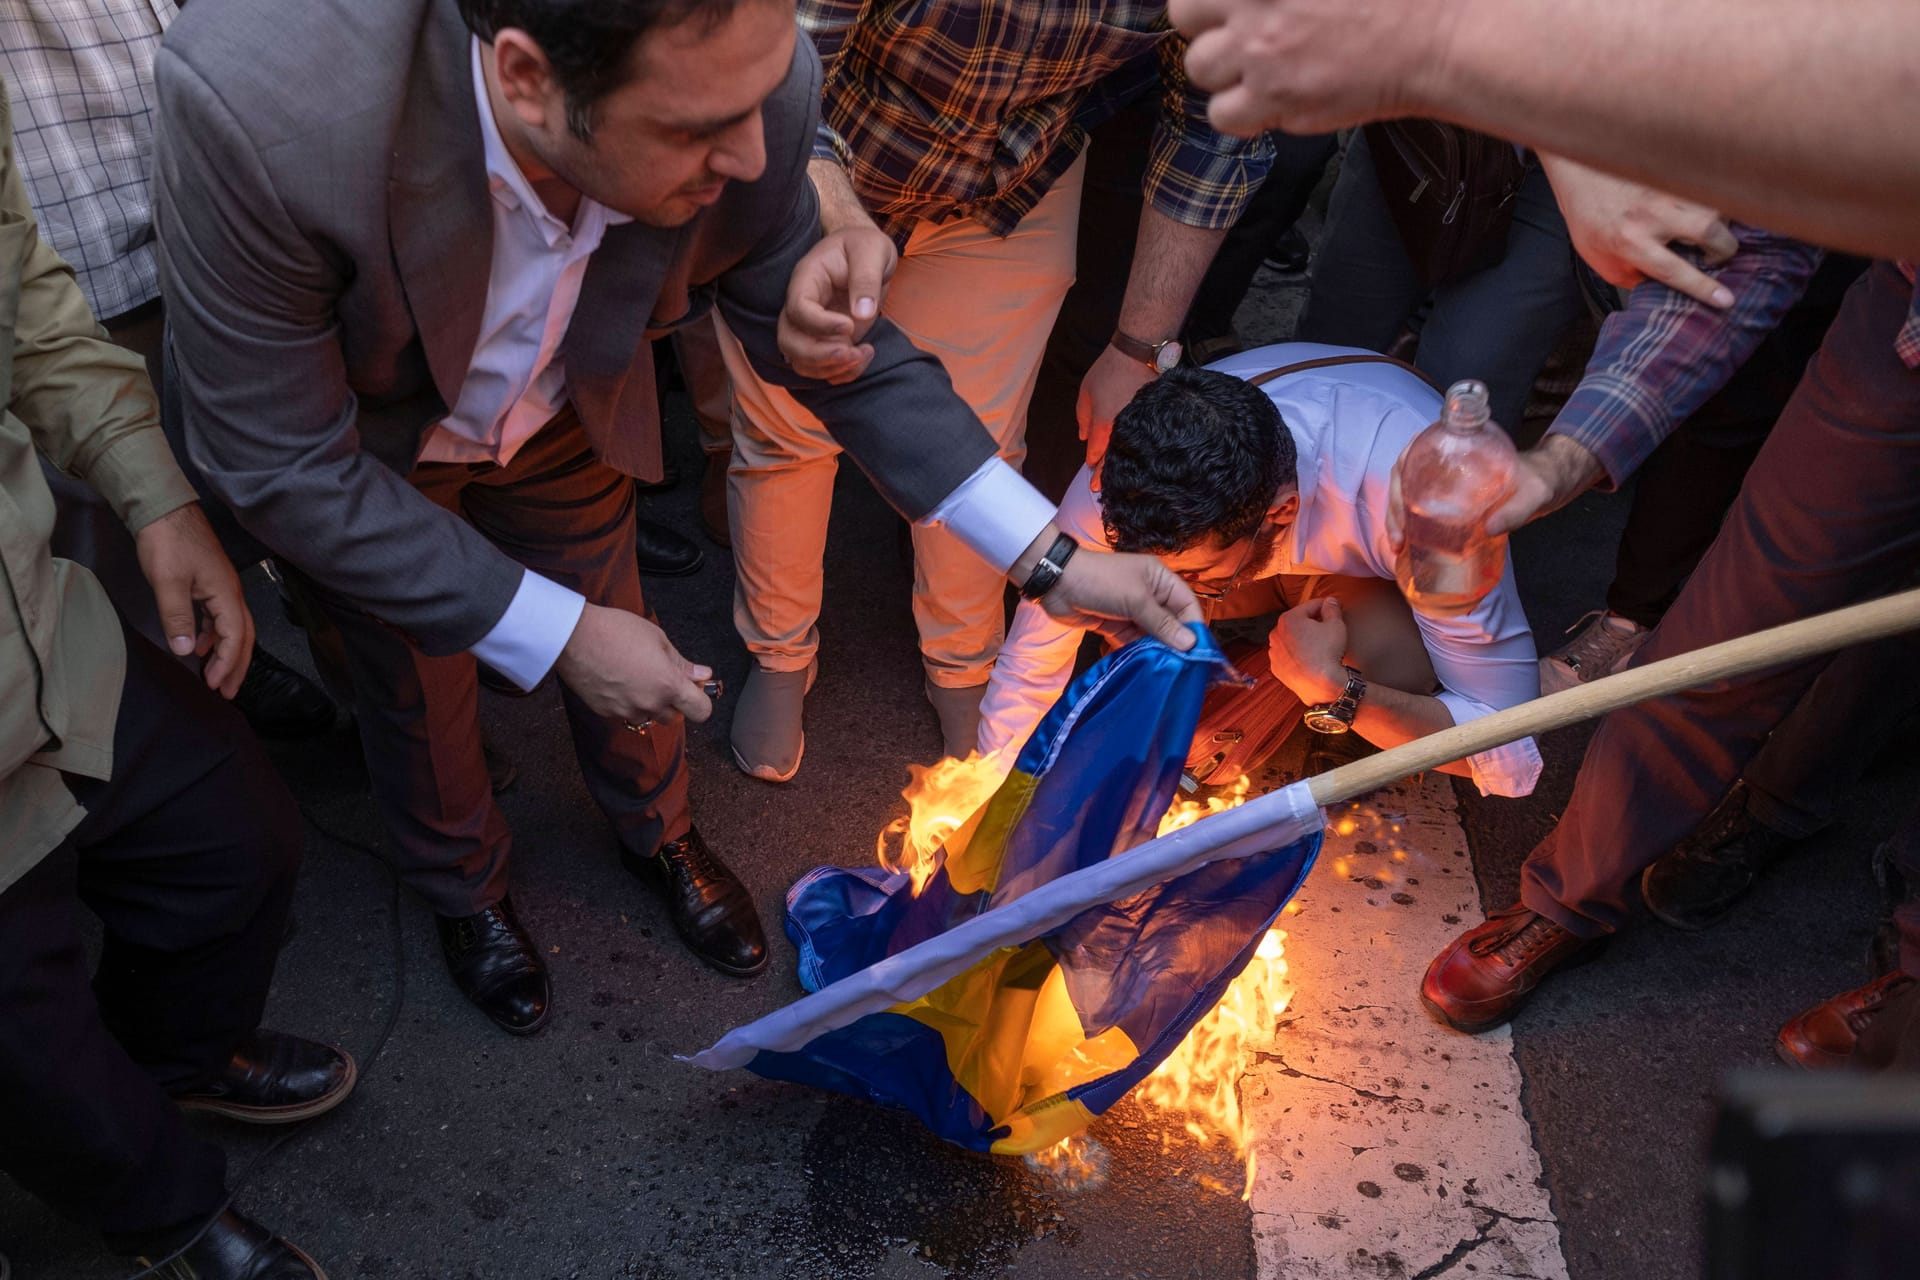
3, 260, 1911, 1280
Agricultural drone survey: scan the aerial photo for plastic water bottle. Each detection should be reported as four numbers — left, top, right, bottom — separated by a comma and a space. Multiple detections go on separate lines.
1394, 380, 1517, 617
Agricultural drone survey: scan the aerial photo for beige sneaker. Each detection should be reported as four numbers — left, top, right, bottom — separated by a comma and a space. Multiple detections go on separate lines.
730, 659, 818, 783
1539, 610, 1650, 694
925, 679, 989, 761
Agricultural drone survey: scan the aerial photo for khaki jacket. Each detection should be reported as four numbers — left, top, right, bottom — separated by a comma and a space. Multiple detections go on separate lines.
0, 79, 198, 895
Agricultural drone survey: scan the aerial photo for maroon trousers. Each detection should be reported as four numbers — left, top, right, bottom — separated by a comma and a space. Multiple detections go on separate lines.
1523, 261, 1920, 935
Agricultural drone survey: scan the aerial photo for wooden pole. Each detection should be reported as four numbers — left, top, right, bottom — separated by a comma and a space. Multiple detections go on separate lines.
1308, 586, 1920, 810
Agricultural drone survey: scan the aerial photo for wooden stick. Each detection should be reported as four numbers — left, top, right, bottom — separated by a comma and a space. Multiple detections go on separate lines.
1308, 586, 1920, 810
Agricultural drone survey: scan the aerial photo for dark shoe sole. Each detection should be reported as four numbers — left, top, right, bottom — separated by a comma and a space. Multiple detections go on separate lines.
701, 948, 770, 979
176, 1052, 359, 1126
1420, 936, 1608, 1034
490, 1002, 553, 1037
637, 551, 706, 578
1641, 892, 1737, 933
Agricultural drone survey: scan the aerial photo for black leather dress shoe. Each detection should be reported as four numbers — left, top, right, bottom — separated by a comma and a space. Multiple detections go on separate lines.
622, 828, 768, 976
142, 1209, 326, 1279
436, 896, 552, 1035
635, 517, 704, 577
174, 1030, 357, 1125
233, 647, 336, 739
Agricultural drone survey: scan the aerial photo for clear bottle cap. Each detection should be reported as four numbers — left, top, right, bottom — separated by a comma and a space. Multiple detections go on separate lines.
1442, 380, 1491, 432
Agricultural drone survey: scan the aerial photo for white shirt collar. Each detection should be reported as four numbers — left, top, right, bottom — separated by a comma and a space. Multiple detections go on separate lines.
470, 38, 629, 246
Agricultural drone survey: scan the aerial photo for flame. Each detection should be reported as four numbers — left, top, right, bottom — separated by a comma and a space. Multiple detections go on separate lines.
1156, 773, 1253, 833
1136, 779, 1291, 1199
875, 751, 1006, 895
875, 764, 1289, 1199
1024, 1133, 1111, 1191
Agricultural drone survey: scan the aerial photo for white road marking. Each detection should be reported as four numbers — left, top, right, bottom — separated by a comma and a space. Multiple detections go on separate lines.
1247, 775, 1568, 1279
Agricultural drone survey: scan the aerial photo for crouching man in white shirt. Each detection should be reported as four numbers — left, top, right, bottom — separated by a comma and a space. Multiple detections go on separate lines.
977, 343, 1545, 798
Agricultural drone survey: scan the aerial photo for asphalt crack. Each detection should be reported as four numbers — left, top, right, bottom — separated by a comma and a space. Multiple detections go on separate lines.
1406, 1201, 1557, 1280
1250, 1052, 1415, 1105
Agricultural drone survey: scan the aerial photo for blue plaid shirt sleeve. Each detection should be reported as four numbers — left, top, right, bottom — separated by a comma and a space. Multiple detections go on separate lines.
1141, 30, 1273, 231
1549, 225, 1826, 488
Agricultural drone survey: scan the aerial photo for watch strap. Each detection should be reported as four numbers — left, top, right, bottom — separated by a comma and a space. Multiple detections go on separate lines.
1305, 665, 1367, 730
1019, 532, 1079, 601
1110, 329, 1174, 372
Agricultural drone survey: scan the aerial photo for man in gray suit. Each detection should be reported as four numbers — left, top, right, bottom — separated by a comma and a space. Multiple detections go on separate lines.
152, 0, 1198, 1038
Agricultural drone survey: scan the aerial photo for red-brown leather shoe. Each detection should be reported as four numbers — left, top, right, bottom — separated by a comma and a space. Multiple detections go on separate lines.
1421, 903, 1606, 1033
1775, 972, 1917, 1069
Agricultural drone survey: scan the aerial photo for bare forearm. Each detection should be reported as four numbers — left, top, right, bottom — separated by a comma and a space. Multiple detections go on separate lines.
1349, 684, 1470, 778
807, 157, 875, 237
1421, 0, 1920, 259
1118, 207, 1229, 340
1283, 663, 1470, 779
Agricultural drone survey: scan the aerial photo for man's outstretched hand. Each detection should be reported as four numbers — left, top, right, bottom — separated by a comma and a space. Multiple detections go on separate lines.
1540, 152, 1737, 308
1384, 433, 1606, 550
555, 604, 715, 726
1016, 525, 1202, 650
134, 502, 254, 698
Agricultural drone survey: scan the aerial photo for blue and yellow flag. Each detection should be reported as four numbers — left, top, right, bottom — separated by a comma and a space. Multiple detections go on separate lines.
739, 627, 1322, 1155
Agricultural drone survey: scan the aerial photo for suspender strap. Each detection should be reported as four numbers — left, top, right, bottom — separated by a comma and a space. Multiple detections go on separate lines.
1243, 352, 1447, 394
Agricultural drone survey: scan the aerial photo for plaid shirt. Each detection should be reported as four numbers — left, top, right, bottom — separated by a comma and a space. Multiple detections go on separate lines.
1897, 261, 1920, 368
0, 0, 175, 320
799, 0, 1272, 244
1548, 224, 1827, 487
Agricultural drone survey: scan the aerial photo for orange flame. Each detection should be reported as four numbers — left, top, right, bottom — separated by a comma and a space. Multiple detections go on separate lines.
875, 751, 1005, 895
874, 764, 1287, 1198
1023, 1133, 1111, 1191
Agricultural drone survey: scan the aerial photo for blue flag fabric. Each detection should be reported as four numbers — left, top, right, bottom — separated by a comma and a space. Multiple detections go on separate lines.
746, 626, 1322, 1154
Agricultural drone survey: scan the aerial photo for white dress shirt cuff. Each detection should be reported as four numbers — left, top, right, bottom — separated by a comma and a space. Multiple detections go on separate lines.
1435, 689, 1545, 799
469, 569, 587, 691
922, 457, 1057, 575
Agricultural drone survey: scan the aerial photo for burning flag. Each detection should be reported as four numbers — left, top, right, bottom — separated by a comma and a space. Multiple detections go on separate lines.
690, 626, 1322, 1156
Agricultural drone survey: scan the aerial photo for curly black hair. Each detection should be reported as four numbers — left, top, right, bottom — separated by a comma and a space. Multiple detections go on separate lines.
1099, 366, 1297, 555
457, 0, 746, 140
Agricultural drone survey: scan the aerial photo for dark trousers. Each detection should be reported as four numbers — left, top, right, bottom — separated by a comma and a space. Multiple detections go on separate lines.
298, 408, 690, 917
1298, 129, 1588, 433
1021, 96, 1335, 502
1523, 261, 1920, 935
1736, 622, 1920, 840
1606, 254, 1868, 627
0, 625, 301, 1248
1184, 130, 1340, 350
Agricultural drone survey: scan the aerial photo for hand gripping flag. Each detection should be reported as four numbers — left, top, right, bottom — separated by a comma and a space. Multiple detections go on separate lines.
689, 626, 1325, 1155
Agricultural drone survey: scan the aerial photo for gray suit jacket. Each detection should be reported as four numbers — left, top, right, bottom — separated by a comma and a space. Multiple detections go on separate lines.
152, 0, 995, 654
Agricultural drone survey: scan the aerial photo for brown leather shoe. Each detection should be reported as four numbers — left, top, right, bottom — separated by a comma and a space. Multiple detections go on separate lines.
1421, 903, 1605, 1032
1775, 972, 1917, 1070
